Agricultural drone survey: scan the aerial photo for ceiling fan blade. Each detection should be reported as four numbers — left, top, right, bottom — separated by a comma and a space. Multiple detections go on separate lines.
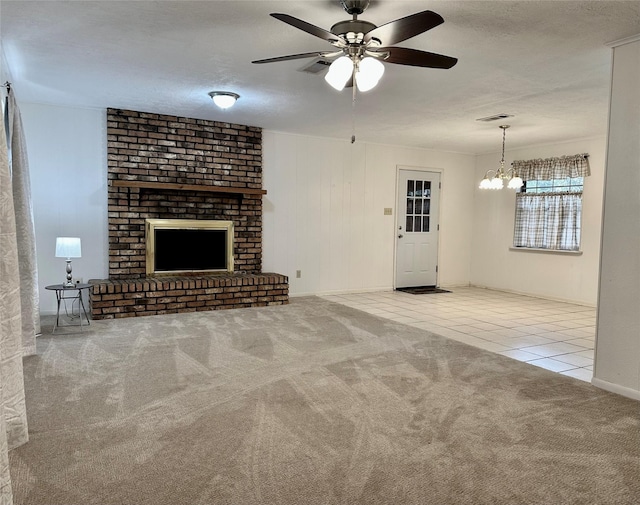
374, 47, 457, 69
252, 51, 334, 64
364, 10, 444, 46
270, 13, 345, 43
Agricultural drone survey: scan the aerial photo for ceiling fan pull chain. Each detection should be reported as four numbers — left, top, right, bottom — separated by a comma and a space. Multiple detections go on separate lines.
351, 77, 357, 143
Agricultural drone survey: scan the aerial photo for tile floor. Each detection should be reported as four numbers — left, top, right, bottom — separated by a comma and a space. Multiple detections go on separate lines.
321, 286, 596, 382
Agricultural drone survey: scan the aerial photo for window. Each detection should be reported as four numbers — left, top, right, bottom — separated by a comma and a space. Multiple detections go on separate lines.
513, 177, 584, 251
523, 177, 584, 194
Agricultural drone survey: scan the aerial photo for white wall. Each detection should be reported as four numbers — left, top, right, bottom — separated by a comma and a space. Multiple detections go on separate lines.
262, 131, 476, 295
593, 36, 640, 400
470, 137, 606, 305
20, 103, 108, 314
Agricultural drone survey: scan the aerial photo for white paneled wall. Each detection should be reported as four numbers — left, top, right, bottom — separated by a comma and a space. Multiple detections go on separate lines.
262, 131, 476, 295
20, 103, 108, 314
470, 137, 606, 306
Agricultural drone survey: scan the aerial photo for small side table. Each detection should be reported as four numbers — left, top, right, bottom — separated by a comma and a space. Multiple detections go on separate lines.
45, 283, 91, 333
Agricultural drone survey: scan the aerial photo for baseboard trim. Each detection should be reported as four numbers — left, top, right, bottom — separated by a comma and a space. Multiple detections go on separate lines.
469, 284, 596, 308
290, 287, 393, 297
591, 377, 640, 401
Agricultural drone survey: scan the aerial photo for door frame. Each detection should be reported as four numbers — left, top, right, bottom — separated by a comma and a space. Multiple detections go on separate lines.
393, 165, 444, 289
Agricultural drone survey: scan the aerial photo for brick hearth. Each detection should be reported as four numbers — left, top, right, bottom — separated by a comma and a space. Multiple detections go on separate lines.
90, 274, 288, 319
89, 108, 288, 319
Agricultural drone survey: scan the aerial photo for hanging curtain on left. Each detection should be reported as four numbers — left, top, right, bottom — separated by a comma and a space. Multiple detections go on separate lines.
5, 91, 39, 356
0, 90, 29, 505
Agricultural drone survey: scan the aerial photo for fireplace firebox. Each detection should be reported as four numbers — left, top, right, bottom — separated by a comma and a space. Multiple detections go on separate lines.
145, 219, 234, 276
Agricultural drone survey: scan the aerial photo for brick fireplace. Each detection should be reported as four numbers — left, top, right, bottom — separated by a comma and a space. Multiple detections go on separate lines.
89, 109, 288, 319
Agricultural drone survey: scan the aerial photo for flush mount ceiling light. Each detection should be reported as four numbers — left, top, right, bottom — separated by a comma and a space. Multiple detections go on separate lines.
479, 125, 524, 190
208, 91, 240, 109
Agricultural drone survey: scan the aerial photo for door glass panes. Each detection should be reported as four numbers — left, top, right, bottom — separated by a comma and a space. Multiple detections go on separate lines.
406, 216, 413, 232
407, 180, 414, 196
405, 179, 431, 232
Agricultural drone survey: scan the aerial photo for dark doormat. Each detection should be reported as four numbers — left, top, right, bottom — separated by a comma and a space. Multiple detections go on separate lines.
396, 286, 451, 295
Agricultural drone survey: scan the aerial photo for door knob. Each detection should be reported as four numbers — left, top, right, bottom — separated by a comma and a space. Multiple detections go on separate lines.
398, 234, 404, 239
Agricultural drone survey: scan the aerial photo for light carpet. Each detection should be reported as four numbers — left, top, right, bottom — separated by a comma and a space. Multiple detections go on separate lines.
9, 297, 640, 504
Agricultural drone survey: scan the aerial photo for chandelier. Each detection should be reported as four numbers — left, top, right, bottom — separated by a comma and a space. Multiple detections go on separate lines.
479, 125, 523, 190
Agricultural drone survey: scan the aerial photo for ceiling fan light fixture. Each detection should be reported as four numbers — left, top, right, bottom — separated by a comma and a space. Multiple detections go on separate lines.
325, 56, 354, 91
355, 56, 385, 92
208, 91, 240, 109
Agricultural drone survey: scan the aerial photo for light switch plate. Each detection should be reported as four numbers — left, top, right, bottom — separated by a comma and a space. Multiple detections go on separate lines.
384, 208, 393, 215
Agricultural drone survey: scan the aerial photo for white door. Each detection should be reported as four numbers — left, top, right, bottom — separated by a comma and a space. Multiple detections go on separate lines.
395, 169, 440, 288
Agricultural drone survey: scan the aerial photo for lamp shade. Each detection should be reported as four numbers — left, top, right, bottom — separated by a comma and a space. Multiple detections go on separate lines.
490, 177, 504, 190
325, 56, 354, 91
355, 57, 385, 92
479, 177, 492, 189
55, 237, 82, 258
508, 175, 524, 189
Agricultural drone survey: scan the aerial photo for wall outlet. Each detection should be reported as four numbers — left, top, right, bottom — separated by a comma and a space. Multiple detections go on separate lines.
384, 208, 393, 215
296, 270, 301, 278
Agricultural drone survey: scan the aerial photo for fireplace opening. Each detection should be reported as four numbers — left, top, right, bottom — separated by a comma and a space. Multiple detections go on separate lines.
145, 219, 234, 275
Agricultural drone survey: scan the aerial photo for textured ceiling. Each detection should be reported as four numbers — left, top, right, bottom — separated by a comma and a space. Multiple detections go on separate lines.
2, 1, 639, 154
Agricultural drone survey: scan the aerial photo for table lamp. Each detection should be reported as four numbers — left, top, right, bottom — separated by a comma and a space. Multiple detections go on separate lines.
55, 237, 81, 287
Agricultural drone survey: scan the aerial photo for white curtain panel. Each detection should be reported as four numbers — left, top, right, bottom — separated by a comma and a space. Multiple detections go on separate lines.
7, 93, 39, 355
514, 193, 582, 251
0, 98, 29, 505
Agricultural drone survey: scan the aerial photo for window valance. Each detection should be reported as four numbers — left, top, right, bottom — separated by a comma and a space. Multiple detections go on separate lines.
512, 153, 590, 181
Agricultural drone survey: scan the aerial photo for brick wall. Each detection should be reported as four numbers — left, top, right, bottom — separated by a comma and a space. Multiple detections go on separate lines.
107, 108, 263, 278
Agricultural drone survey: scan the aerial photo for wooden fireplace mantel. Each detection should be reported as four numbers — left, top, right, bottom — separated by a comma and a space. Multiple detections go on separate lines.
111, 180, 267, 197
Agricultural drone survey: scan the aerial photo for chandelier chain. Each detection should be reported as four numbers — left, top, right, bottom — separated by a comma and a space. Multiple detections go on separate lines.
499, 124, 509, 171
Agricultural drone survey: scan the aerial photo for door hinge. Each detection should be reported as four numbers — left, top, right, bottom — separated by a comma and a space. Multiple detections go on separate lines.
436, 265, 438, 272
437, 224, 439, 231
439, 182, 441, 189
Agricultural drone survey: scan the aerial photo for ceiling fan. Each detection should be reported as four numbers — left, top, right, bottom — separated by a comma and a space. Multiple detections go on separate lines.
252, 0, 458, 92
